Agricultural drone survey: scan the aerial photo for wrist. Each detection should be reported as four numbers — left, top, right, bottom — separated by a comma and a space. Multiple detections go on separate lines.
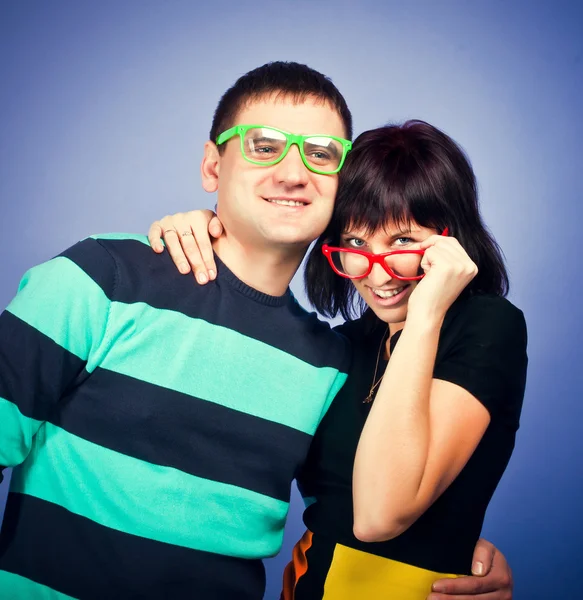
403, 310, 444, 336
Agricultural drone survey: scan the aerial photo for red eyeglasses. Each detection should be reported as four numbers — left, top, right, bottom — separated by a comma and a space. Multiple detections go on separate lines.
322, 228, 449, 281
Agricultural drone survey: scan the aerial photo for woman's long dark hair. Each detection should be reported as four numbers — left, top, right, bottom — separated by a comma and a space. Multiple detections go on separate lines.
305, 120, 509, 320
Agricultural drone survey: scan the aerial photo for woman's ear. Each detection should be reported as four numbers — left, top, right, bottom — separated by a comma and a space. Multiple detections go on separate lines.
201, 141, 220, 193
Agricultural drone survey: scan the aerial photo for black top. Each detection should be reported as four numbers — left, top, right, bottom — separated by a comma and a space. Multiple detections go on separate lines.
297, 293, 528, 580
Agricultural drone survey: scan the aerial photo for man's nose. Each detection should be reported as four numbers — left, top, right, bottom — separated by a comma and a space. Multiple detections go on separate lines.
274, 144, 310, 186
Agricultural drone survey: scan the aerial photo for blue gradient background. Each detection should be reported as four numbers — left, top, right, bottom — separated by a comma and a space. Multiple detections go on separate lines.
1, 2, 581, 598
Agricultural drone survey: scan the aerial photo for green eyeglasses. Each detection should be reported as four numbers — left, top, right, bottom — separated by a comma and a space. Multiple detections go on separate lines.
216, 124, 352, 175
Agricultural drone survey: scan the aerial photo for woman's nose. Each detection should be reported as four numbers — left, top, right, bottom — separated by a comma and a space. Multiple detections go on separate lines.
366, 262, 393, 287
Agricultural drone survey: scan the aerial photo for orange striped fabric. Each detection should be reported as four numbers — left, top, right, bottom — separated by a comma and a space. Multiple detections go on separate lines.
280, 529, 314, 600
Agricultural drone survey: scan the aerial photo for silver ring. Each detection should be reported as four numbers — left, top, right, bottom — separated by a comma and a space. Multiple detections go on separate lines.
180, 231, 193, 237
163, 229, 178, 236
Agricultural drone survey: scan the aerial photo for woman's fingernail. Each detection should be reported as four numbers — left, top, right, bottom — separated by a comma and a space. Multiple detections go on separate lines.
179, 263, 189, 274
197, 273, 208, 284
208, 269, 216, 280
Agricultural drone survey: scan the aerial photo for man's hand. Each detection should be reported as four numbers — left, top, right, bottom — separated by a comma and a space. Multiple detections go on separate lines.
427, 539, 512, 599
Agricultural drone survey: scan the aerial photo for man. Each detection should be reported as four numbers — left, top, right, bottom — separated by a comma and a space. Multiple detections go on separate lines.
0, 62, 511, 599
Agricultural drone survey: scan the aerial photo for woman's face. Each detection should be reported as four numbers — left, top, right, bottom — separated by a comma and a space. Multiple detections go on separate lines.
340, 221, 439, 328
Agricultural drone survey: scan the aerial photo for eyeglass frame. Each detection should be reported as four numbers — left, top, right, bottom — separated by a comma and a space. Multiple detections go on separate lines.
322, 228, 449, 281
215, 124, 353, 175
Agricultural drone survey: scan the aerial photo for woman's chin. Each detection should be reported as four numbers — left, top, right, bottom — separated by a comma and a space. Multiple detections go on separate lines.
366, 303, 408, 326
359, 285, 411, 325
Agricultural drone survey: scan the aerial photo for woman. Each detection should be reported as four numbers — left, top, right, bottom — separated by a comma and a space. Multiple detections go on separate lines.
148, 121, 527, 599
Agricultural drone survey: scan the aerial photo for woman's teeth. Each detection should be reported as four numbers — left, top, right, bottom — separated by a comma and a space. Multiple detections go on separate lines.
372, 286, 405, 298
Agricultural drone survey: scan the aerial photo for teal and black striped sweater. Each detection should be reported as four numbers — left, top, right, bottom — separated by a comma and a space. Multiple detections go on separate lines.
0, 234, 349, 600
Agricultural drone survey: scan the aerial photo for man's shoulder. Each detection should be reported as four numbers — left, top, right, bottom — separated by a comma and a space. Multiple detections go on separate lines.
57, 233, 151, 264
288, 297, 350, 344
80, 233, 151, 259
265, 296, 349, 372
53, 232, 179, 300
62, 232, 177, 276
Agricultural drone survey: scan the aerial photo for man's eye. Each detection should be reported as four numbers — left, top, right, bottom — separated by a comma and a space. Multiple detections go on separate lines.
255, 145, 277, 154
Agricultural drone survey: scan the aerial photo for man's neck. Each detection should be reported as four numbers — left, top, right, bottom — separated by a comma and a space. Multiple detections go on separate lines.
212, 235, 306, 297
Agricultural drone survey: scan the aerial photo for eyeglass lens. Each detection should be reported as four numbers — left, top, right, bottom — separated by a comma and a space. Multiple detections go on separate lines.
243, 127, 343, 171
331, 251, 424, 280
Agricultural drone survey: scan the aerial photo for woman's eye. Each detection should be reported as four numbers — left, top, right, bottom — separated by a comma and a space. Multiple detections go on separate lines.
346, 238, 366, 248
394, 236, 413, 246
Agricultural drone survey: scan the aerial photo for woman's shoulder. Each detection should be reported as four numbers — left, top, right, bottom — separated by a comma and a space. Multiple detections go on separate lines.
333, 310, 385, 345
437, 294, 528, 375
434, 294, 527, 425
456, 292, 521, 313
447, 293, 526, 334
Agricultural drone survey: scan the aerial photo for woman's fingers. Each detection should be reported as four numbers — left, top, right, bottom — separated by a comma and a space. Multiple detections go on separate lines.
147, 210, 221, 284
419, 236, 477, 282
208, 215, 224, 239
163, 214, 193, 275
148, 215, 191, 273
148, 221, 165, 253
186, 210, 219, 283
409, 235, 478, 321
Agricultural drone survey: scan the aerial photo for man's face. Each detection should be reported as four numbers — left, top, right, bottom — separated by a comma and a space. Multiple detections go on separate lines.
205, 95, 346, 252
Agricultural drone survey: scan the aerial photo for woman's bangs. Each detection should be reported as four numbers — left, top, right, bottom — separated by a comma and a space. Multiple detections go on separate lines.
335, 181, 415, 238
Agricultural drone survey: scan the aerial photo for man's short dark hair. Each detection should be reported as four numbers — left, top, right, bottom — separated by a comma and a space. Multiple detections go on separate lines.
210, 61, 353, 149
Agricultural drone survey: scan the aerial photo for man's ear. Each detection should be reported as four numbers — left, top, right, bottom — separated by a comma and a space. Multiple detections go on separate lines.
201, 141, 220, 193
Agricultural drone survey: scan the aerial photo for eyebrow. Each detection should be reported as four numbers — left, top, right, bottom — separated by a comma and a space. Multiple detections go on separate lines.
387, 222, 428, 237
338, 228, 423, 248
390, 229, 413, 238
340, 226, 413, 237
250, 136, 285, 144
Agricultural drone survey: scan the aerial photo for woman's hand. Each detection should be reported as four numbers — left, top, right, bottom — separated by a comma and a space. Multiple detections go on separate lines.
148, 210, 223, 284
407, 234, 478, 324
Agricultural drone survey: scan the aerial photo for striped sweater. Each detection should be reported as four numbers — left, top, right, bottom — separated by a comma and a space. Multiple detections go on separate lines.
0, 234, 349, 600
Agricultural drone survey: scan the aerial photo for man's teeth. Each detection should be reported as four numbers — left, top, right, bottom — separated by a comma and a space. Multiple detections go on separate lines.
373, 286, 404, 299
267, 199, 306, 206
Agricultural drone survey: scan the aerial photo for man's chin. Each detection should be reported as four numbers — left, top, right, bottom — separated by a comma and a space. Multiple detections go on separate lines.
261, 228, 320, 249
